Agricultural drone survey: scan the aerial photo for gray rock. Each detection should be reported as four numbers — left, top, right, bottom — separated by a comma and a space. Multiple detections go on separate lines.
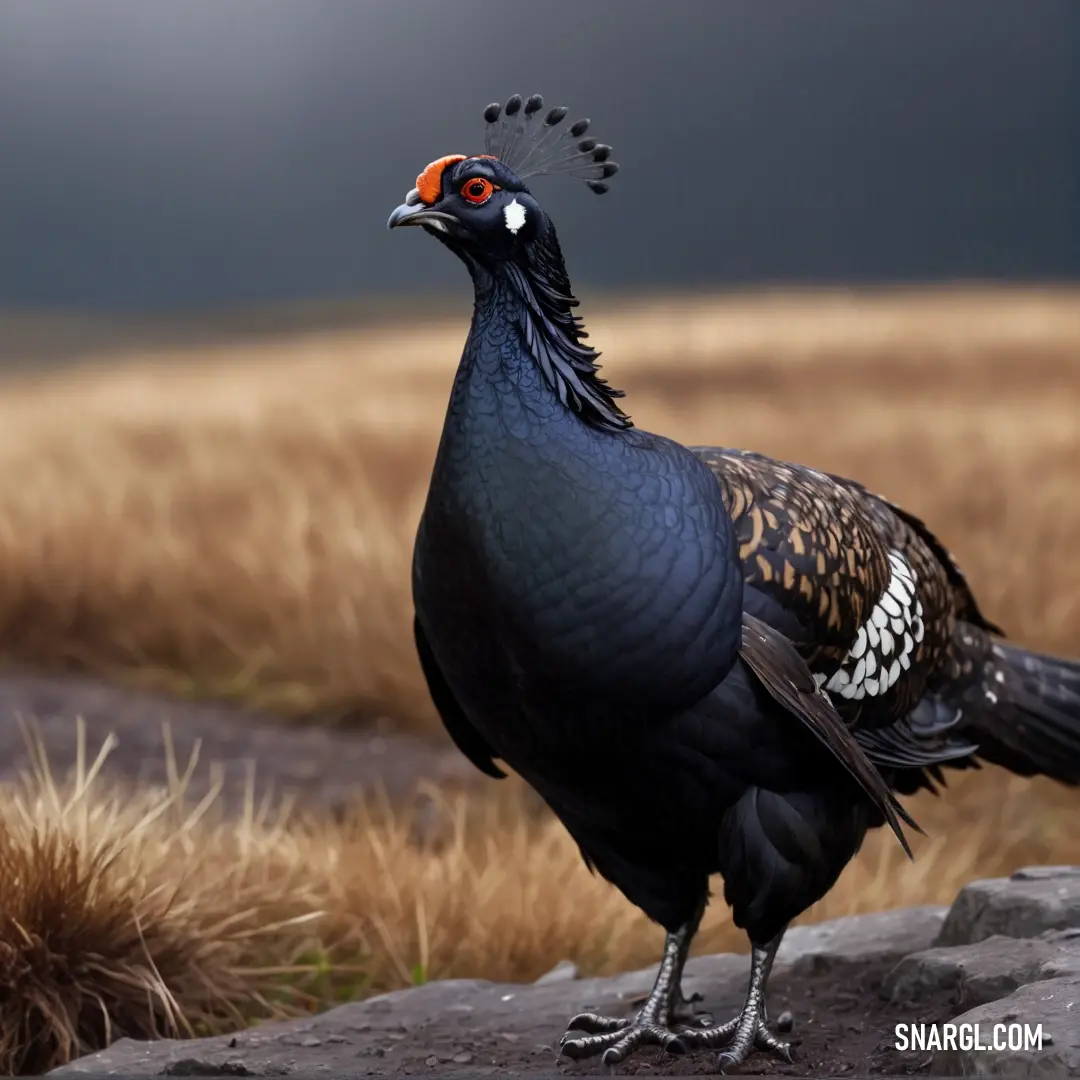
937, 866, 1080, 946
46, 908, 949, 1078
46, 899, 1080, 1078
884, 932, 1080, 1009
930, 976, 1080, 1077
774, 904, 948, 975
533, 960, 579, 985
1009, 866, 1080, 883
46, 972, 652, 1079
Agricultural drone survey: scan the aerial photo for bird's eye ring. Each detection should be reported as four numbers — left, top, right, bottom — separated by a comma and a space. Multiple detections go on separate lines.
461, 177, 497, 205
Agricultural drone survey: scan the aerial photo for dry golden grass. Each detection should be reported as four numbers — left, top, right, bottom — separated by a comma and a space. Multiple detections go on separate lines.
0, 284, 1078, 725
4, 724, 1078, 1075
1, 285, 1080, 1072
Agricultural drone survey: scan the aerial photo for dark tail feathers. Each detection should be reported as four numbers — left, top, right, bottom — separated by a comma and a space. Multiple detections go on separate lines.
964, 635, 1080, 785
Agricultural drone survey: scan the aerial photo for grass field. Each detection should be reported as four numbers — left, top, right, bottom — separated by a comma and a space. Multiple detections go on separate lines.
1, 284, 1079, 1073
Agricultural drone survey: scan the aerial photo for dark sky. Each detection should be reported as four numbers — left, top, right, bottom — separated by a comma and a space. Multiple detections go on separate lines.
0, 0, 1077, 312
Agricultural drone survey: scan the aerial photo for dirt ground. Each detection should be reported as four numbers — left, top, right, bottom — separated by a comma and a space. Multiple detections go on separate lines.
0, 670, 479, 815
54, 946, 964, 1078
365, 956, 959, 1077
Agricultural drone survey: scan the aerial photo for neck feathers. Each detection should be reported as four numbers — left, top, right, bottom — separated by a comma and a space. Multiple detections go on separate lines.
472, 218, 632, 432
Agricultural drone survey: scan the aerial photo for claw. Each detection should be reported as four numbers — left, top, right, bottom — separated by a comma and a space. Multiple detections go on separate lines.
562, 1012, 628, 1036
718, 1032, 795, 1071
561, 924, 794, 1071
561, 1018, 683, 1062
677, 1015, 793, 1070
559, 906, 709, 1067
672, 932, 793, 1072
559, 989, 710, 1064
666, 1035, 691, 1056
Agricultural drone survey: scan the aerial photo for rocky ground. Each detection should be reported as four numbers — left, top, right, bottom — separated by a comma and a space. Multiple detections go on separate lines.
49, 869, 1080, 1078
5, 674, 1078, 1077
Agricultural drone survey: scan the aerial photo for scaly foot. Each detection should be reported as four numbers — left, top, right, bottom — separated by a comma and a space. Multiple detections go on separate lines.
559, 907, 710, 1066
675, 1010, 793, 1072
675, 931, 793, 1073
559, 988, 711, 1065
557, 989, 708, 1058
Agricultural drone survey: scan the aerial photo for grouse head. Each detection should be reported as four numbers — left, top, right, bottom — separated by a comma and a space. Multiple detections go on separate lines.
388, 95, 630, 431
387, 93, 618, 269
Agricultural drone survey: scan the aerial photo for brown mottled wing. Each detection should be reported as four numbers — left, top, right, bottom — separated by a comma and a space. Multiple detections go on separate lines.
826, 481, 1003, 693
693, 447, 959, 727
739, 612, 919, 856
694, 447, 890, 656
833, 478, 1004, 637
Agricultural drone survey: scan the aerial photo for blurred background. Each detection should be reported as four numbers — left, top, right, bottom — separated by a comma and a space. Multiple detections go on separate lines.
0, 0, 1077, 315
0, 3, 1079, 1075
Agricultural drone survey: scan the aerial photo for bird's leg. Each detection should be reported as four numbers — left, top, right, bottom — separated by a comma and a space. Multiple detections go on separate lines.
674, 927, 793, 1072
559, 900, 709, 1066
669, 980, 709, 1026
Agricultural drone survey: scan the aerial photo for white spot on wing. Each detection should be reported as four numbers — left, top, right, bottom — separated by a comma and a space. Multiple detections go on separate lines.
819, 550, 922, 701
504, 198, 527, 234
879, 592, 902, 618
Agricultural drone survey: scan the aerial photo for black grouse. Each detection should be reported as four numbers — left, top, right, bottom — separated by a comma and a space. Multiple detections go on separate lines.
389, 94, 1080, 1072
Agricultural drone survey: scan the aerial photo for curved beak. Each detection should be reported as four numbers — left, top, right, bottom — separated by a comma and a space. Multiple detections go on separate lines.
386, 200, 457, 233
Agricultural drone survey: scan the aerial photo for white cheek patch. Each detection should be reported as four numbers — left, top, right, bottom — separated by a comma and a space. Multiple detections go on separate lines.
503, 198, 527, 235
819, 549, 924, 702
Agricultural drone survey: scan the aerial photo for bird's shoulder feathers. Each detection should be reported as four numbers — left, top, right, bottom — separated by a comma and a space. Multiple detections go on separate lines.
692, 446, 977, 728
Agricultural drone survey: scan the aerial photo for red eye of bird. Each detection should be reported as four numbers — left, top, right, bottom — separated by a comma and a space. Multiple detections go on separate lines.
461, 177, 496, 205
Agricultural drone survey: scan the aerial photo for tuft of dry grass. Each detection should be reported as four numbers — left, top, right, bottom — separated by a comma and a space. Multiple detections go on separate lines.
0, 725, 318, 1074
3, 725, 1079, 1075
0, 285, 1078, 725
